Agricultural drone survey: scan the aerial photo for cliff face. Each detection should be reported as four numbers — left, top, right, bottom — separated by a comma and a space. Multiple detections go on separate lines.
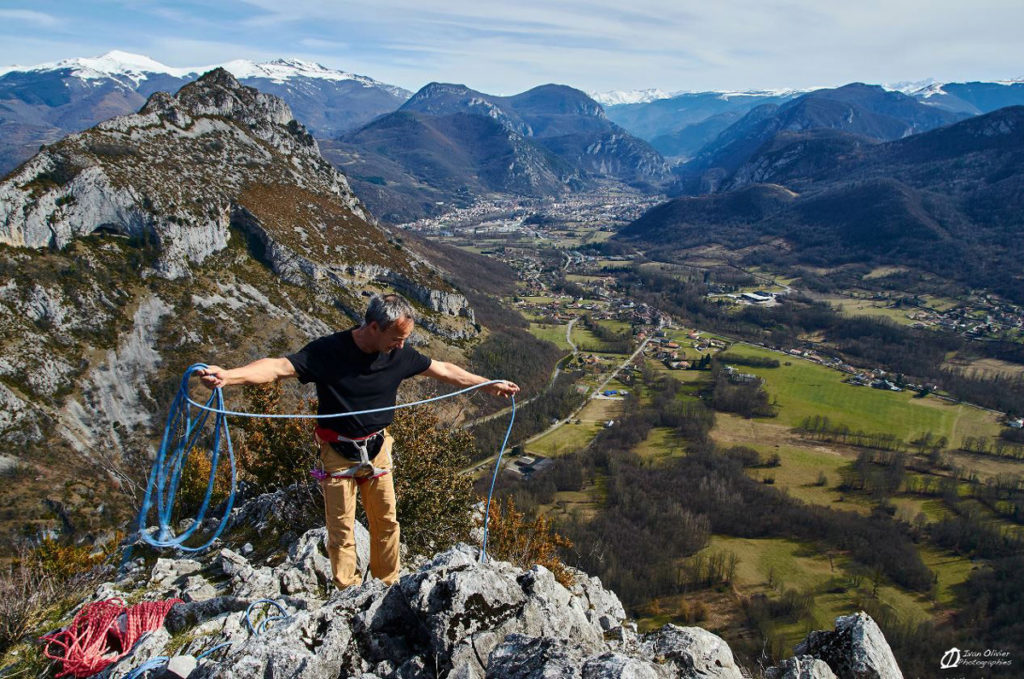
82, 489, 905, 679
0, 69, 475, 482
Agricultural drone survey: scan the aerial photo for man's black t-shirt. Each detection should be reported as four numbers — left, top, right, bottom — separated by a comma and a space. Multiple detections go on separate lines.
286, 329, 432, 438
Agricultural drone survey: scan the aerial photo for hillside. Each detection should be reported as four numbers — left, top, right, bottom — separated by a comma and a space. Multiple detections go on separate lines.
617, 106, 1024, 301
327, 82, 669, 222
0, 69, 475, 545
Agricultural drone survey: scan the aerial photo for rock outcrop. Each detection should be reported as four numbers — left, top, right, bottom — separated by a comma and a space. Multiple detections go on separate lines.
793, 612, 903, 679
76, 487, 903, 679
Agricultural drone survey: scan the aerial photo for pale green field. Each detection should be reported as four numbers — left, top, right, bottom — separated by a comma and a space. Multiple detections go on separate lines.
721, 344, 1002, 444
572, 325, 621, 353
527, 423, 602, 456
633, 427, 684, 461
813, 296, 920, 326
527, 322, 573, 352
702, 534, 969, 654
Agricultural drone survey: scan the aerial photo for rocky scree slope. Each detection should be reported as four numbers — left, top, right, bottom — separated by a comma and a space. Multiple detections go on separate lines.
0, 70, 475, 527
83, 488, 905, 679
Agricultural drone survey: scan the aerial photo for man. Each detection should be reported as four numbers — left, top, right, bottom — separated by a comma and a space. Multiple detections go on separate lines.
199, 293, 519, 588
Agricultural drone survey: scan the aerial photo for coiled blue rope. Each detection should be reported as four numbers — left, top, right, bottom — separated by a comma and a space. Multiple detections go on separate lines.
139, 363, 516, 559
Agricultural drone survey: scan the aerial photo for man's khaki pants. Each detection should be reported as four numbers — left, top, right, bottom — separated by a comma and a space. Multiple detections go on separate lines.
318, 431, 401, 588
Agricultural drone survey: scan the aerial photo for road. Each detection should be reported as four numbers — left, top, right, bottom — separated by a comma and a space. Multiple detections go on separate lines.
464, 320, 658, 476
464, 317, 579, 429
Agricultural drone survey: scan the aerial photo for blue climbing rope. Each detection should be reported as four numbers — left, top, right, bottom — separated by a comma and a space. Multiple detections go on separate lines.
122, 656, 169, 679
139, 363, 516, 559
244, 599, 290, 635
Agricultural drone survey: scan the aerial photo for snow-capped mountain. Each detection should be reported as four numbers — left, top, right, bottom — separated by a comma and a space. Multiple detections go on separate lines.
881, 77, 1024, 115
589, 88, 674, 106
0, 51, 412, 174
2, 50, 197, 84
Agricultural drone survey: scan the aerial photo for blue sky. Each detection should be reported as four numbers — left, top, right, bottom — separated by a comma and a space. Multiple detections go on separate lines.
1, 0, 1022, 94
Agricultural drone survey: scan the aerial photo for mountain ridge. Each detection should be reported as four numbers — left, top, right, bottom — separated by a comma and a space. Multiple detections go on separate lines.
0, 52, 411, 174
617, 106, 1024, 300
0, 67, 476, 481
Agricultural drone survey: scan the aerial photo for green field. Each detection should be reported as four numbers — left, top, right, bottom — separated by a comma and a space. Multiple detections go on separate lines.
720, 343, 1002, 444
699, 534, 969, 655
633, 427, 684, 461
572, 325, 622, 353
812, 295, 920, 326
528, 322, 573, 352
526, 422, 602, 456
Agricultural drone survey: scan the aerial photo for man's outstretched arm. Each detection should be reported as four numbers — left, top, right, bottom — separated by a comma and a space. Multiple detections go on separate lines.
199, 358, 297, 389
420, 360, 520, 398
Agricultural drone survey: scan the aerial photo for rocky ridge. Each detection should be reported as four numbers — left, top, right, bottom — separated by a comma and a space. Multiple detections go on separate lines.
80, 490, 905, 679
0, 69, 475, 485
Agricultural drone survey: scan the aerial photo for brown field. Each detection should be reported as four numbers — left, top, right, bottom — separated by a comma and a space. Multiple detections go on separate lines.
943, 356, 1024, 379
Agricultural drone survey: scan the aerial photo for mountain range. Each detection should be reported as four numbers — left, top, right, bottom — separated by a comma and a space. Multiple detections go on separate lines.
674, 83, 971, 193
0, 51, 410, 174
597, 78, 1024, 161
323, 82, 669, 222
617, 105, 1024, 302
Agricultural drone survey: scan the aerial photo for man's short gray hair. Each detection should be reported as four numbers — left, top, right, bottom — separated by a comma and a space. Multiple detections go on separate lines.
364, 293, 416, 329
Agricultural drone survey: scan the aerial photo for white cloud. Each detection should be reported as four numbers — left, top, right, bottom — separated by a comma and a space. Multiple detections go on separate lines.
2, 0, 1023, 93
0, 9, 59, 27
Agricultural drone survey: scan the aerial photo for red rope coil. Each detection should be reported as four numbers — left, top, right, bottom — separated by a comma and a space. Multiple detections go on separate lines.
41, 598, 182, 678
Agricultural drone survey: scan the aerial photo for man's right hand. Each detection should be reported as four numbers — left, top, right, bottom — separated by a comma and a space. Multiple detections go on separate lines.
199, 366, 230, 390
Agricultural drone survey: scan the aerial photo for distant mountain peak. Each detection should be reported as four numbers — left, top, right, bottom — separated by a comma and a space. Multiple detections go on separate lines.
15, 50, 195, 83
0, 51, 409, 95
589, 89, 673, 106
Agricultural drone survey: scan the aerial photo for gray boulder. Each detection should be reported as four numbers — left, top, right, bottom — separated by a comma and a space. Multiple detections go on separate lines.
639, 624, 743, 679
765, 655, 838, 679
794, 612, 903, 679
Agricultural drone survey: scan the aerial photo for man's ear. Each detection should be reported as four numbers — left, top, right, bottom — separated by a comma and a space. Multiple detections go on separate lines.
367, 321, 380, 333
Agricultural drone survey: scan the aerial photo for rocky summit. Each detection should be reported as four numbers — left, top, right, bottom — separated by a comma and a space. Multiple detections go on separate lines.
73, 490, 906, 679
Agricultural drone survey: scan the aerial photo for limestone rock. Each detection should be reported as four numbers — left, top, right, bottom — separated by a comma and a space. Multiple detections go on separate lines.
794, 612, 903, 679
640, 624, 744, 679
765, 655, 839, 679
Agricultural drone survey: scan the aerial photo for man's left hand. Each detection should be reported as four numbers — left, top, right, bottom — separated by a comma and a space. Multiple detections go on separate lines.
484, 380, 520, 398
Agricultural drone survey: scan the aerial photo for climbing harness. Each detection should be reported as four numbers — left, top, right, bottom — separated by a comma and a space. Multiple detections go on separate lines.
41, 598, 182, 678
139, 363, 516, 561
312, 427, 390, 483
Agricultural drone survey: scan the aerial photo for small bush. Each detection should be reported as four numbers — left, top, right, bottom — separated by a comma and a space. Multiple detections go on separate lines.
0, 550, 56, 654
234, 382, 317, 489
485, 496, 574, 587
390, 408, 476, 556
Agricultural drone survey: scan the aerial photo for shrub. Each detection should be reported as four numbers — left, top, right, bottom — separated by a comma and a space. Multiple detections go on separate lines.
484, 496, 574, 587
0, 549, 56, 654
389, 408, 477, 557
234, 382, 317, 489
176, 446, 232, 520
